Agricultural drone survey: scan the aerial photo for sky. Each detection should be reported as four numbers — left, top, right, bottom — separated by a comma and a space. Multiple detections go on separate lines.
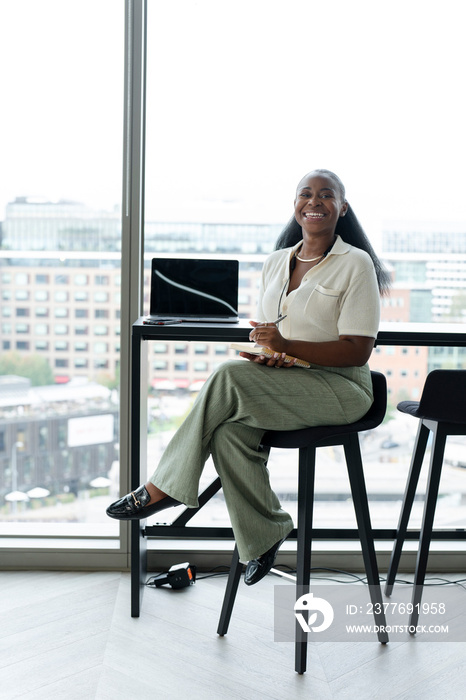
2, 0, 466, 249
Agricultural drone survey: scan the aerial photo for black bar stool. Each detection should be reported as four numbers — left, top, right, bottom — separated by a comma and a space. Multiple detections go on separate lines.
385, 369, 466, 628
217, 371, 389, 674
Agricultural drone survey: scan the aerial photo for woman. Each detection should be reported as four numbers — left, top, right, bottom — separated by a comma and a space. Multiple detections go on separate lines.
107, 169, 389, 585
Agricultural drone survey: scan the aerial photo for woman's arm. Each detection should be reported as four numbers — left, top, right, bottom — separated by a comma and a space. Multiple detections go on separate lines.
248, 322, 375, 368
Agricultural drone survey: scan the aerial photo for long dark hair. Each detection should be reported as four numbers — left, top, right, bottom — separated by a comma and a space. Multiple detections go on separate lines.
275, 169, 390, 295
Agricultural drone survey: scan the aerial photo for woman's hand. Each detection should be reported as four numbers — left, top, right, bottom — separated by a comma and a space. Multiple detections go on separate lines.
249, 320, 284, 349
239, 350, 297, 368
240, 321, 297, 368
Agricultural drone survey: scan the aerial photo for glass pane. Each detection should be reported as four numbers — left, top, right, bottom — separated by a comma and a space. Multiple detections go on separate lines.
144, 1, 466, 531
0, 0, 123, 536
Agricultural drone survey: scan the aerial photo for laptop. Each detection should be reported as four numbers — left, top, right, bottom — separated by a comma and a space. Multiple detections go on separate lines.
147, 257, 239, 323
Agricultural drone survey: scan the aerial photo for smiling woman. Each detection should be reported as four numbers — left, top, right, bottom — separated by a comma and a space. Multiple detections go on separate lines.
275, 170, 391, 297
108, 166, 387, 582
294, 173, 349, 247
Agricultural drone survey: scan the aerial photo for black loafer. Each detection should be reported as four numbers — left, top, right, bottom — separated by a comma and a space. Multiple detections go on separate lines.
244, 537, 286, 586
106, 485, 181, 520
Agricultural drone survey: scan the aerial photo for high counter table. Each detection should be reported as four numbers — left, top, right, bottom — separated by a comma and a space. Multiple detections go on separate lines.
130, 318, 466, 616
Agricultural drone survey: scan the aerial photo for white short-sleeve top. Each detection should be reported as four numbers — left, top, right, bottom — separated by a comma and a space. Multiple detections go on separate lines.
257, 236, 380, 343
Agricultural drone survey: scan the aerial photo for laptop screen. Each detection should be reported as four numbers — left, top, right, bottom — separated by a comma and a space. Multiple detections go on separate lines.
150, 258, 239, 318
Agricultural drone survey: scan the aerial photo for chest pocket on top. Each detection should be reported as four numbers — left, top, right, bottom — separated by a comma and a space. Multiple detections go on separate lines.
304, 284, 341, 323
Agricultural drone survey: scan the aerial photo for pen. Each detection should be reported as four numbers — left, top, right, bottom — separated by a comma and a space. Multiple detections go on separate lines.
255, 314, 287, 330
253, 314, 287, 339
143, 319, 182, 326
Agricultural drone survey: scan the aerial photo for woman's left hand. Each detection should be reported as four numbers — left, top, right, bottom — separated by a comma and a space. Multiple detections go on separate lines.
239, 350, 297, 368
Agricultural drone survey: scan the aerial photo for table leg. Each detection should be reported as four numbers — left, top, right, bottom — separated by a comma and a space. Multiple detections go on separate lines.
130, 333, 148, 616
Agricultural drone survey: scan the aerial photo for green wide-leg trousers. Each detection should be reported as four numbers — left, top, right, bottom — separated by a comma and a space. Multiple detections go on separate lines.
150, 359, 373, 562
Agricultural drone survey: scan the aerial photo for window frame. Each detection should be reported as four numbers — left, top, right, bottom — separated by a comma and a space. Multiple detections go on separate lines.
0, 0, 144, 570
3, 0, 466, 572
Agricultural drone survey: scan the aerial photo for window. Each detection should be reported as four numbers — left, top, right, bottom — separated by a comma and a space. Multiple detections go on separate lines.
214, 345, 228, 355
1, 0, 464, 570
193, 361, 208, 372
35, 308, 49, 317
142, 0, 466, 545
94, 359, 109, 369
153, 360, 168, 371
74, 358, 88, 368
94, 342, 108, 354
174, 343, 188, 354
0, 0, 123, 557
154, 343, 168, 354
15, 324, 29, 334
194, 344, 208, 354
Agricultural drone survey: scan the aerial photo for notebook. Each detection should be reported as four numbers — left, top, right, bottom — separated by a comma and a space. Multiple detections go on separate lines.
230, 343, 311, 368
147, 258, 239, 323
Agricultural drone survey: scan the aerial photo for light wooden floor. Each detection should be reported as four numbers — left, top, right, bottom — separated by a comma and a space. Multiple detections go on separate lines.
1, 569, 466, 700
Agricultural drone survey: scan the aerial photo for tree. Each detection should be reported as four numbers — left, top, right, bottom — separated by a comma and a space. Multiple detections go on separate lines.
0, 351, 54, 386
96, 364, 120, 391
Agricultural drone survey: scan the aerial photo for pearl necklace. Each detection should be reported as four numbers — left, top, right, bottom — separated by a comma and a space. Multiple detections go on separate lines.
295, 237, 337, 263
295, 252, 324, 263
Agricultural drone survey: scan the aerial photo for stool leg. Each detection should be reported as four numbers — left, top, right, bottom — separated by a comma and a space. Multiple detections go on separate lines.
344, 434, 388, 644
385, 421, 430, 596
295, 446, 316, 674
409, 424, 446, 629
217, 545, 242, 636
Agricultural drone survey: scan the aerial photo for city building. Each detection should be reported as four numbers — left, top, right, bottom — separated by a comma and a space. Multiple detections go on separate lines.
0, 198, 281, 389
3, 201, 466, 401
0, 375, 118, 505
